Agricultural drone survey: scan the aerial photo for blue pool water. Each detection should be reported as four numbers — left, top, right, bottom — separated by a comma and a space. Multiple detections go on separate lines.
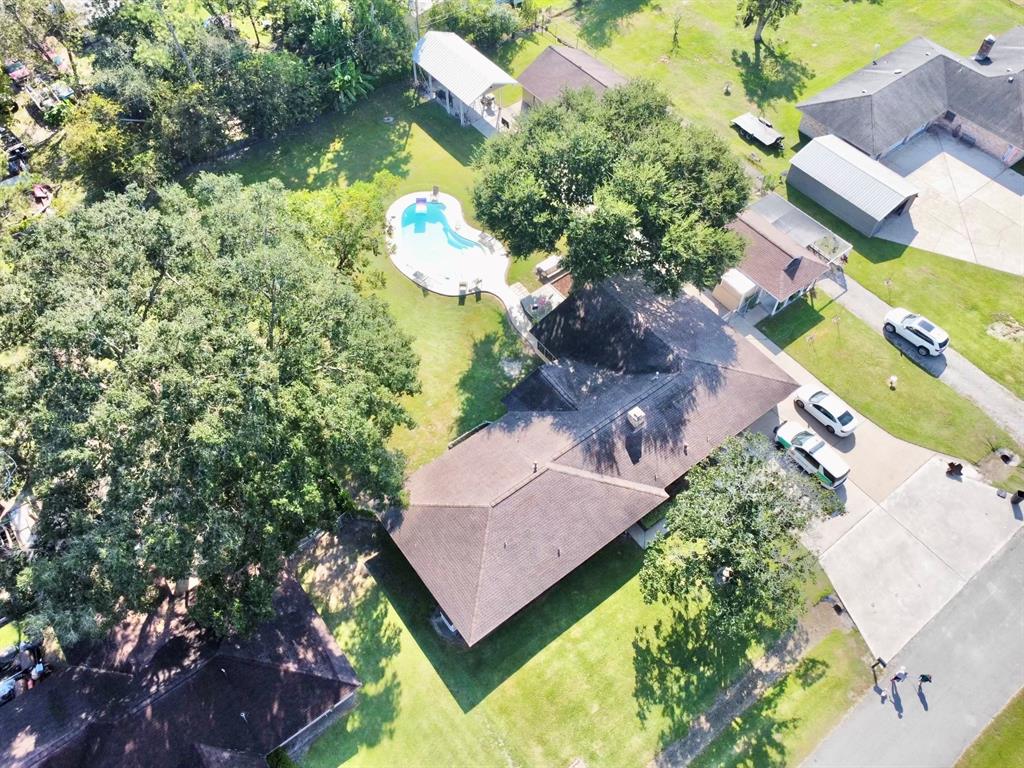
400, 201, 484, 256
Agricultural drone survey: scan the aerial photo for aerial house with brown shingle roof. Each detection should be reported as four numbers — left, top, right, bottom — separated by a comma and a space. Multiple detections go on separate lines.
517, 45, 627, 108
0, 578, 360, 768
713, 194, 845, 317
383, 278, 797, 646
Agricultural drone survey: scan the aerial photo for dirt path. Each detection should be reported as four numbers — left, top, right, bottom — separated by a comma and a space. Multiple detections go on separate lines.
647, 601, 854, 768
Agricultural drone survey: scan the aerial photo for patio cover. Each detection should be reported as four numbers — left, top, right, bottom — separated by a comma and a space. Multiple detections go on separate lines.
413, 31, 517, 107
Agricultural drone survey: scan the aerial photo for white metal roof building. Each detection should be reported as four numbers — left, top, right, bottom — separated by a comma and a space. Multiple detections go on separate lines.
787, 135, 919, 236
412, 32, 518, 134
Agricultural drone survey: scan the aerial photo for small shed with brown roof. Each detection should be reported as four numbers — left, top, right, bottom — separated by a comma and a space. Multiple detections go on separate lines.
383, 278, 797, 646
714, 203, 833, 316
518, 45, 627, 108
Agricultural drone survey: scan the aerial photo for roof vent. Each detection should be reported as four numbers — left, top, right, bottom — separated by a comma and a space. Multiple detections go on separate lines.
627, 406, 647, 431
975, 34, 996, 62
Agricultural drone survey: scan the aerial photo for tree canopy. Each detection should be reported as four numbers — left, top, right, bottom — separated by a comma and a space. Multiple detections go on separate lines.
0, 174, 419, 642
640, 432, 841, 639
737, 0, 802, 46
472, 81, 750, 295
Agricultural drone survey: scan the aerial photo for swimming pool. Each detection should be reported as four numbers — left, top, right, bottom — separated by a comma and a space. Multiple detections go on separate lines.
400, 201, 488, 273
387, 192, 509, 297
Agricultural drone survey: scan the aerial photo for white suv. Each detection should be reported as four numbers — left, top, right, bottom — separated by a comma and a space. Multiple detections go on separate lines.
774, 421, 851, 489
884, 308, 949, 356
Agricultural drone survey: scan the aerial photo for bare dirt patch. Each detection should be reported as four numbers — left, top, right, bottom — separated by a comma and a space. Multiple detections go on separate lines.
987, 315, 1024, 344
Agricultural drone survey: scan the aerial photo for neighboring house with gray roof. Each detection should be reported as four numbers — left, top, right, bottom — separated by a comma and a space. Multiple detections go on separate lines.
517, 45, 627, 108
797, 28, 1024, 165
787, 135, 919, 236
382, 278, 796, 646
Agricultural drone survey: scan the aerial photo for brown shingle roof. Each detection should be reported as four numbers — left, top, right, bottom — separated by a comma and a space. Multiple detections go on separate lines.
728, 211, 830, 302
384, 279, 797, 645
518, 46, 627, 104
0, 579, 359, 768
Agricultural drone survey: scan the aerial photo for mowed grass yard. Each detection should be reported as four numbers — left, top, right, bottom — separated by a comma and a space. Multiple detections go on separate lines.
222, 84, 525, 470
222, 83, 872, 767
535, 0, 1022, 177
760, 297, 1024, 488
957, 689, 1024, 768
297, 530, 867, 768
784, 189, 1024, 399
520, 0, 1024, 395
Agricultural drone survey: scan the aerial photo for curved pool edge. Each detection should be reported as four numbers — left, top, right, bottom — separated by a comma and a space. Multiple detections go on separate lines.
385, 191, 511, 303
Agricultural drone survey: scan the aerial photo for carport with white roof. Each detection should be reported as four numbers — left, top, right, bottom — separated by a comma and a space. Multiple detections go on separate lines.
412, 31, 518, 135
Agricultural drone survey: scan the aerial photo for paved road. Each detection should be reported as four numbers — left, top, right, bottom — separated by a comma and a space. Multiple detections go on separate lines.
804, 527, 1024, 768
818, 277, 1024, 445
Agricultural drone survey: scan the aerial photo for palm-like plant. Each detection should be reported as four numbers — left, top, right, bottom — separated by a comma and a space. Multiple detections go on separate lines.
329, 59, 373, 107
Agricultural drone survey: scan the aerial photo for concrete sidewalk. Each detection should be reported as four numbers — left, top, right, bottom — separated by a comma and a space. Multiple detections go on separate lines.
803, 528, 1024, 768
818, 276, 1024, 445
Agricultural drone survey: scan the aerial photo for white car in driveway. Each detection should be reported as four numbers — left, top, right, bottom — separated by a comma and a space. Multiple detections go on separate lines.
793, 385, 860, 437
774, 421, 851, 490
884, 308, 950, 356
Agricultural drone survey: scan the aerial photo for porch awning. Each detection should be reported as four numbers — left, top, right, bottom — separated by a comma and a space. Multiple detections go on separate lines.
413, 31, 517, 106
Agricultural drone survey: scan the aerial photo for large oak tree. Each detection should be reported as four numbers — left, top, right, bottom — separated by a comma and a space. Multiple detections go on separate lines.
640, 432, 842, 640
472, 81, 751, 295
0, 174, 418, 642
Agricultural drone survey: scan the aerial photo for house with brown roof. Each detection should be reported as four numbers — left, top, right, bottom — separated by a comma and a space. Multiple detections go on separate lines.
0, 578, 359, 768
383, 278, 796, 646
713, 193, 846, 317
518, 45, 627, 108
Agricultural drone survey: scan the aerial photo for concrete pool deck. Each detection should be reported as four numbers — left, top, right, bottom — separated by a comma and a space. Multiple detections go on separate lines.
385, 191, 535, 344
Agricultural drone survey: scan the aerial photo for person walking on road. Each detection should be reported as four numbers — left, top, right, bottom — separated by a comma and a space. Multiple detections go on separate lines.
918, 674, 932, 690
891, 666, 908, 684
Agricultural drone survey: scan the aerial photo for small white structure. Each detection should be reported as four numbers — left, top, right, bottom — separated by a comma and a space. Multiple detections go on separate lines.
712, 268, 759, 314
627, 406, 647, 431
412, 32, 518, 135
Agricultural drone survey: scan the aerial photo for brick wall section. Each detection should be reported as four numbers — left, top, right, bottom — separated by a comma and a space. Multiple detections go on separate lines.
931, 114, 1024, 165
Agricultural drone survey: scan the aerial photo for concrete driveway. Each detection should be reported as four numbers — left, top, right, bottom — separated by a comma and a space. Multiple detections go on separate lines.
877, 131, 1024, 275
734, 311, 1024, 663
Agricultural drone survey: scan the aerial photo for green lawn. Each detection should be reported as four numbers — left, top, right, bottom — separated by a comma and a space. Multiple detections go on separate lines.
222, 84, 532, 470
692, 629, 870, 768
219, 79, 868, 768
531, 0, 1022, 176
300, 533, 843, 768
759, 297, 1024, 485
0, 622, 21, 649
957, 689, 1024, 768
784, 189, 1024, 399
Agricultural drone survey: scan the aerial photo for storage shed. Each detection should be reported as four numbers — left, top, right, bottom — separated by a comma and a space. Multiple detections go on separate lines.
787, 135, 919, 236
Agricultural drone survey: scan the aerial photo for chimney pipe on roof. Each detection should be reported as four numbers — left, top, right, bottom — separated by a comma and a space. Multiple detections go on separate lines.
976, 34, 996, 62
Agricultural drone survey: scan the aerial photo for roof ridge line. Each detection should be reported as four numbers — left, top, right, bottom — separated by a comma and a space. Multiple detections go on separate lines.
555, 45, 613, 86
544, 462, 668, 497
470, 487, 499, 641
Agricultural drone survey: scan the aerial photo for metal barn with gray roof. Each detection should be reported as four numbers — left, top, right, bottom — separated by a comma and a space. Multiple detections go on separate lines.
787, 135, 919, 236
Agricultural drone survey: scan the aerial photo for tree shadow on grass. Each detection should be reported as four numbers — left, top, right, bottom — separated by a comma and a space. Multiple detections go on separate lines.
633, 606, 771, 745
689, 655, 833, 768
219, 82, 484, 192
576, 0, 661, 48
367, 535, 642, 712
454, 323, 538, 437
297, 526, 402, 765
730, 44, 814, 111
